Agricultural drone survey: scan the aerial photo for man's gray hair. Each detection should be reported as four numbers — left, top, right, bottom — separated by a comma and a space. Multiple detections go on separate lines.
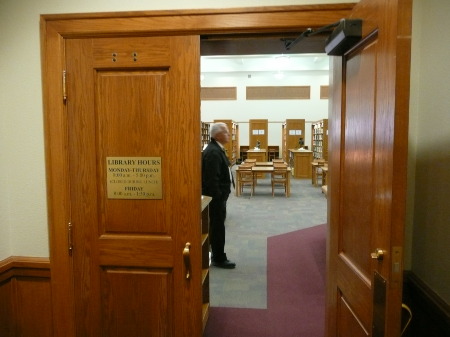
210, 122, 227, 138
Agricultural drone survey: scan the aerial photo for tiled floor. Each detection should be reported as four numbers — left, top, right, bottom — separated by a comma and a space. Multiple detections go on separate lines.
209, 172, 327, 308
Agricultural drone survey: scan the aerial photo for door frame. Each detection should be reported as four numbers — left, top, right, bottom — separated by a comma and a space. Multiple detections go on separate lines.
40, 4, 355, 336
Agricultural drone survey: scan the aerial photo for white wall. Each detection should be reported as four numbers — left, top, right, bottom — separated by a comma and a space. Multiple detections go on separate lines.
201, 70, 329, 149
409, 0, 450, 303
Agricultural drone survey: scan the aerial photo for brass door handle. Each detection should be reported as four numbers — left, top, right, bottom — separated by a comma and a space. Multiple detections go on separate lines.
371, 248, 385, 261
183, 242, 191, 279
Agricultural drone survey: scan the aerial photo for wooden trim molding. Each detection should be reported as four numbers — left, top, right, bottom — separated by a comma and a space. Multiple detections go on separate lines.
41, 5, 355, 35
0, 256, 51, 282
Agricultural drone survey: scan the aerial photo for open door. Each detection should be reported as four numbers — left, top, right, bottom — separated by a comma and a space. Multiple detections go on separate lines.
326, 0, 412, 336
65, 36, 201, 336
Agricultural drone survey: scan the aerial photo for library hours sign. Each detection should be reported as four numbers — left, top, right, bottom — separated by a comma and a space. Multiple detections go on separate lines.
106, 157, 162, 199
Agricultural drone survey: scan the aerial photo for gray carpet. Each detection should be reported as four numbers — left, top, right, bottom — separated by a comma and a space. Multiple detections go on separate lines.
209, 170, 327, 309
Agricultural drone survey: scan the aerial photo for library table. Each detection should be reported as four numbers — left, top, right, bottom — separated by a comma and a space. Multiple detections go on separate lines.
235, 165, 291, 197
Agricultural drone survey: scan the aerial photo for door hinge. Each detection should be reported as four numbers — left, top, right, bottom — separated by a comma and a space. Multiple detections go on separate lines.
68, 222, 73, 255
62, 70, 67, 103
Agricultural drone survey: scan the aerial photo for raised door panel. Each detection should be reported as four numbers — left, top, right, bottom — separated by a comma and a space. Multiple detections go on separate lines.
101, 270, 171, 336
337, 42, 376, 334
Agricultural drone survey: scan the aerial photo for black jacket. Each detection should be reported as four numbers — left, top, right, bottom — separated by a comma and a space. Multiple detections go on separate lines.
202, 139, 231, 199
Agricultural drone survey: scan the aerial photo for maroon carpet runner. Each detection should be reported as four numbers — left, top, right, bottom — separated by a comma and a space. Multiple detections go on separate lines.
203, 224, 326, 337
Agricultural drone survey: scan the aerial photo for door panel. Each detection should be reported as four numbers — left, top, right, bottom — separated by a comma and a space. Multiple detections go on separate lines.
101, 269, 171, 336
338, 296, 368, 337
338, 38, 377, 333
66, 35, 201, 336
327, 0, 412, 336
96, 70, 167, 233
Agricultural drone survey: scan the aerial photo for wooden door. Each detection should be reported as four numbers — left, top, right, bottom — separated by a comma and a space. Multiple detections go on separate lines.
65, 36, 201, 336
326, 0, 412, 336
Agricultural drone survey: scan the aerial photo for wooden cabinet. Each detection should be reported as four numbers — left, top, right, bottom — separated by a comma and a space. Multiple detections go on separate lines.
289, 149, 313, 179
214, 119, 238, 165
311, 119, 328, 160
282, 119, 305, 161
201, 122, 210, 150
246, 149, 267, 162
249, 119, 268, 150
201, 196, 212, 332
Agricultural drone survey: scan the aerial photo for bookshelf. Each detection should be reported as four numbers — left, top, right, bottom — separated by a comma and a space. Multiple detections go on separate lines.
201, 122, 210, 151
311, 119, 328, 160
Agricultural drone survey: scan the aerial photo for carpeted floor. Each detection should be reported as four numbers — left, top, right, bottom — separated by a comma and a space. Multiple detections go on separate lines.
203, 225, 327, 337
204, 172, 327, 336
209, 172, 327, 308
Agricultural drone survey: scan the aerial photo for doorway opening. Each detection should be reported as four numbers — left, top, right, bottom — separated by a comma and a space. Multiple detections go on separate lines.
200, 34, 330, 334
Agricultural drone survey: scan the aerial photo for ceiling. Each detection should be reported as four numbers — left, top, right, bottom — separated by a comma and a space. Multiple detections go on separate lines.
200, 33, 330, 73
201, 54, 329, 73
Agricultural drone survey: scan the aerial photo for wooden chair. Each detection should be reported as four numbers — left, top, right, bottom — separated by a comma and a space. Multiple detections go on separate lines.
271, 164, 289, 197
312, 159, 327, 186
244, 158, 256, 164
273, 162, 288, 167
268, 145, 279, 161
237, 164, 255, 197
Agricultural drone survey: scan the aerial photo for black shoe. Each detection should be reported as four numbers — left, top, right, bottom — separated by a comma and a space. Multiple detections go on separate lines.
212, 259, 236, 269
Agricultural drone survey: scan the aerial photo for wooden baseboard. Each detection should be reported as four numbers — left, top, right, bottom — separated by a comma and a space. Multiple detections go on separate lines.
403, 271, 450, 337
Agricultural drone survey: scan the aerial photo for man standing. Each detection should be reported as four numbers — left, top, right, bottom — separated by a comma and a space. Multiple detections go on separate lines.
202, 123, 236, 269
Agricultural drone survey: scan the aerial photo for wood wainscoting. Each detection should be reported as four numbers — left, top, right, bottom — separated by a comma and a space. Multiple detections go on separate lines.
0, 256, 52, 337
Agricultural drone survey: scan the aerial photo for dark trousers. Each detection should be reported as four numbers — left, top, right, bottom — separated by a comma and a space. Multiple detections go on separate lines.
209, 194, 229, 262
